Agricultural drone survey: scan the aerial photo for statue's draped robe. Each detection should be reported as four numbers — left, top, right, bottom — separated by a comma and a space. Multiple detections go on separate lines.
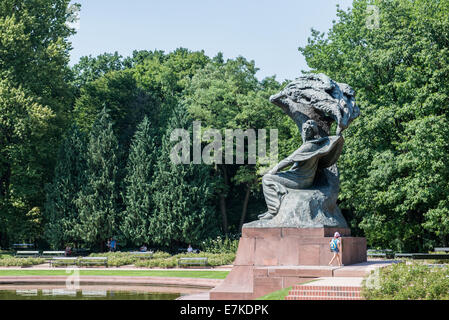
262, 135, 343, 215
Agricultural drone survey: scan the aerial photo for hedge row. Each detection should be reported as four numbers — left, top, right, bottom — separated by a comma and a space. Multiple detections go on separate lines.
362, 262, 449, 300
0, 257, 46, 267
89, 251, 236, 268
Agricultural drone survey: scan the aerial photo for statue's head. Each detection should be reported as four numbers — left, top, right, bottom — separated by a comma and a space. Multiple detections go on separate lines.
302, 119, 319, 142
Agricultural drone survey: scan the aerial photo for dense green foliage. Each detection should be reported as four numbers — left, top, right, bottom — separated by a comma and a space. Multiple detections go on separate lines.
0, 256, 45, 267
150, 105, 220, 246
133, 252, 236, 268
75, 108, 121, 249
0, 249, 235, 268
199, 234, 240, 254
44, 125, 87, 248
121, 116, 157, 247
184, 57, 296, 233
0, 251, 45, 267
1, 0, 448, 254
362, 263, 449, 300
300, 0, 449, 251
71, 52, 130, 89
0, 0, 75, 245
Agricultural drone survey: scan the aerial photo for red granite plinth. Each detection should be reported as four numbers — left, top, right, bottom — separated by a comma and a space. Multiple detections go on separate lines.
209, 227, 367, 300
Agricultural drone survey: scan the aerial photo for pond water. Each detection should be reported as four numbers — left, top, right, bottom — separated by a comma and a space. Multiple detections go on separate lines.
0, 288, 180, 300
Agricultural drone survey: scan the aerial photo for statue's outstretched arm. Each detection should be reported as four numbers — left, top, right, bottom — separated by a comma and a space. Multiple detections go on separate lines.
268, 153, 296, 175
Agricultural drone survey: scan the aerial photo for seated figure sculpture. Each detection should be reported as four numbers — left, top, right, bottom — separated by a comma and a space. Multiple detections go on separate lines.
244, 73, 359, 229
258, 119, 343, 220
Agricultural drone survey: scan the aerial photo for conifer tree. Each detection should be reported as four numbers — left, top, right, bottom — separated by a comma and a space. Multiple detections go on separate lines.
75, 108, 120, 249
44, 125, 87, 249
150, 105, 220, 247
121, 116, 157, 247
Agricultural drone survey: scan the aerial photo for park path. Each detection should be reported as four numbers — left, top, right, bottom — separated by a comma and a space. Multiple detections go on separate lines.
0, 261, 394, 300
179, 260, 397, 300
0, 264, 233, 271
0, 264, 231, 296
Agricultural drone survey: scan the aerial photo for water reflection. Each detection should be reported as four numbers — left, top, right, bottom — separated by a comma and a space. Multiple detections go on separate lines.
81, 290, 107, 297
2, 288, 180, 300
15, 289, 38, 296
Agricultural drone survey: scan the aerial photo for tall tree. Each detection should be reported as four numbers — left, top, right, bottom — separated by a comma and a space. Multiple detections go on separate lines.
74, 69, 158, 148
184, 56, 295, 233
0, 0, 76, 245
184, 56, 258, 234
71, 51, 130, 89
75, 108, 120, 249
121, 116, 157, 247
300, 0, 449, 250
44, 125, 87, 248
133, 48, 210, 99
130, 48, 211, 148
150, 105, 220, 247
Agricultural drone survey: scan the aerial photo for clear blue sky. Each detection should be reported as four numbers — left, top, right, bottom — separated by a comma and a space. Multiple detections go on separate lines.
69, 0, 353, 81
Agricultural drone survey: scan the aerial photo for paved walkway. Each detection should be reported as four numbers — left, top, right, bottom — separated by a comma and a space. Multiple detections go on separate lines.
304, 277, 363, 287
178, 277, 366, 300
0, 265, 233, 271
0, 275, 222, 288
0, 261, 396, 300
0, 264, 229, 297
180, 261, 399, 300
177, 292, 211, 300
177, 277, 365, 300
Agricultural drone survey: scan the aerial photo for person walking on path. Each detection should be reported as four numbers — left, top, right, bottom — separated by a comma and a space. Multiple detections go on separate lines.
110, 238, 116, 252
328, 232, 342, 266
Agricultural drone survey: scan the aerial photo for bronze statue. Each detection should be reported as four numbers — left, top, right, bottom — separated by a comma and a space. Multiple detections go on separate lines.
246, 73, 359, 228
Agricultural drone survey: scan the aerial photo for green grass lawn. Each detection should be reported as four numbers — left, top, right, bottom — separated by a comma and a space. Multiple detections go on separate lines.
255, 279, 319, 300
255, 286, 292, 300
0, 269, 229, 279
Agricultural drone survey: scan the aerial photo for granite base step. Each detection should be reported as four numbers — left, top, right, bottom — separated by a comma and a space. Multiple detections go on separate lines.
286, 280, 364, 300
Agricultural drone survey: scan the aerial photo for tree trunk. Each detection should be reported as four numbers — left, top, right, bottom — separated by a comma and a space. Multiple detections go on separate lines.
219, 195, 228, 233
0, 164, 11, 198
239, 184, 251, 232
442, 235, 448, 247
219, 165, 229, 234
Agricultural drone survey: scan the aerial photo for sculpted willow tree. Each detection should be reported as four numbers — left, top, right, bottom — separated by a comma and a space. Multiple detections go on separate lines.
300, 0, 449, 250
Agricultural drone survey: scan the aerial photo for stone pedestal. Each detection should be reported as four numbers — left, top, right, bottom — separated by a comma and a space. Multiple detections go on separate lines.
210, 227, 366, 300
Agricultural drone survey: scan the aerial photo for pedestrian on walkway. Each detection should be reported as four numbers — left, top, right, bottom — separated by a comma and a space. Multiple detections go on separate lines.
110, 238, 116, 252
328, 232, 342, 266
